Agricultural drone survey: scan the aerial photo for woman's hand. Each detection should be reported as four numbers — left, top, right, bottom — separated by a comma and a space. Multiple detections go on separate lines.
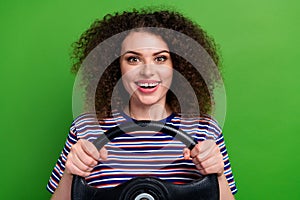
183, 140, 224, 176
65, 139, 107, 177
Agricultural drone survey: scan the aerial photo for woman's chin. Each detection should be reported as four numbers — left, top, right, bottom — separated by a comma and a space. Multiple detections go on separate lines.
135, 96, 164, 107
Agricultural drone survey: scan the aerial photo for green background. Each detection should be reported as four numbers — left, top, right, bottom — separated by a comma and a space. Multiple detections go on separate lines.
1, 0, 299, 199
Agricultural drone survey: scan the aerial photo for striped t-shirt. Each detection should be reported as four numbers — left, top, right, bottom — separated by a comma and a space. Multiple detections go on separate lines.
47, 112, 237, 195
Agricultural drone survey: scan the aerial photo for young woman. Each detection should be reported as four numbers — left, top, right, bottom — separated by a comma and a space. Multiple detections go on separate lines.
47, 9, 237, 199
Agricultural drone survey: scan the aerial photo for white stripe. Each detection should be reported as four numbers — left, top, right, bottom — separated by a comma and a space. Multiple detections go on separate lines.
107, 155, 182, 159
97, 162, 194, 167
107, 149, 183, 153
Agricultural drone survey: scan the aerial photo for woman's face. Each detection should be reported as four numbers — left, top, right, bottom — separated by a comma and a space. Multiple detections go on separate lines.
120, 31, 173, 107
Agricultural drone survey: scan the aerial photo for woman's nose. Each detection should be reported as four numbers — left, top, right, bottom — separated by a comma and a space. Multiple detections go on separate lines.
139, 63, 154, 77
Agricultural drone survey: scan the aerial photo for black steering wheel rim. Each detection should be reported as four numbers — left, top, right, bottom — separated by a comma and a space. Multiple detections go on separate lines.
92, 120, 197, 151
71, 121, 219, 200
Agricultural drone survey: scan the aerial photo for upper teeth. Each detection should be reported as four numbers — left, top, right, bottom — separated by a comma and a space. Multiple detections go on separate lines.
137, 82, 159, 87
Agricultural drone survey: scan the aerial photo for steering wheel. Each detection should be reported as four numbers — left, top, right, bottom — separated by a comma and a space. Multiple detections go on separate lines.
71, 121, 219, 200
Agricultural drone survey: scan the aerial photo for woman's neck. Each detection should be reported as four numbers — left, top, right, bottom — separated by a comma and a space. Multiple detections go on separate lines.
124, 102, 172, 121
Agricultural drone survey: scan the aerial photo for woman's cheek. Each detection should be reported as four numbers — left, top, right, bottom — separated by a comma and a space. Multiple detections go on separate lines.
121, 69, 137, 95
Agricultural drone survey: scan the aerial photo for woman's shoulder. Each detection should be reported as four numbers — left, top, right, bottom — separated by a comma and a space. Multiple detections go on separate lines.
70, 112, 126, 138
170, 113, 222, 138
172, 113, 220, 126
72, 112, 126, 125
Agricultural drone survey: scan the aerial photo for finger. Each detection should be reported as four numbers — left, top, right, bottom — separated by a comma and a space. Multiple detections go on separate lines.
80, 140, 100, 161
193, 153, 224, 175
194, 164, 204, 173
100, 147, 108, 161
190, 143, 200, 158
200, 140, 216, 151
69, 151, 94, 172
72, 141, 98, 167
192, 144, 222, 165
65, 158, 91, 177
198, 164, 224, 176
197, 154, 222, 169
190, 141, 216, 161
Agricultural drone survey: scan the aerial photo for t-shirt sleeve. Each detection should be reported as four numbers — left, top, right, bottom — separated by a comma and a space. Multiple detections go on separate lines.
216, 133, 238, 195
46, 122, 78, 194
194, 117, 238, 195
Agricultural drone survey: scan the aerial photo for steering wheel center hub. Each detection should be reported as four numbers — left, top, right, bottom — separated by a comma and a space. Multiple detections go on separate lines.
135, 193, 155, 200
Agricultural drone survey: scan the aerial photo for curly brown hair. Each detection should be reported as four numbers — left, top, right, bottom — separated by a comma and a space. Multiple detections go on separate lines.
71, 8, 222, 119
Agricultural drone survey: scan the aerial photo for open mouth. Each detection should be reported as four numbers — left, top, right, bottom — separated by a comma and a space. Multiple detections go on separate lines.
135, 81, 161, 93
135, 81, 161, 89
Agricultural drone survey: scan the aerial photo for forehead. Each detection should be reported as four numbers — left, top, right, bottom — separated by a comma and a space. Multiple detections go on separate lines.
121, 31, 169, 53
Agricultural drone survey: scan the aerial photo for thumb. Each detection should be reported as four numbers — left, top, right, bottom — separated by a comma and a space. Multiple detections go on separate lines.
183, 148, 191, 160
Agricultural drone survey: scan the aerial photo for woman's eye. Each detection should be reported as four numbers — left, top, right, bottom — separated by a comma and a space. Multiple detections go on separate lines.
155, 55, 167, 63
127, 56, 140, 63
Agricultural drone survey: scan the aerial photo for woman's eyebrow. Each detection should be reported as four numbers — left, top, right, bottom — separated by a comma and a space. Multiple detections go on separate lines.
153, 50, 170, 56
122, 50, 142, 56
122, 50, 170, 56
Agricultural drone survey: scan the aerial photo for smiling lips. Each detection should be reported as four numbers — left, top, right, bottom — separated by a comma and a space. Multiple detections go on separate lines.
135, 80, 161, 93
